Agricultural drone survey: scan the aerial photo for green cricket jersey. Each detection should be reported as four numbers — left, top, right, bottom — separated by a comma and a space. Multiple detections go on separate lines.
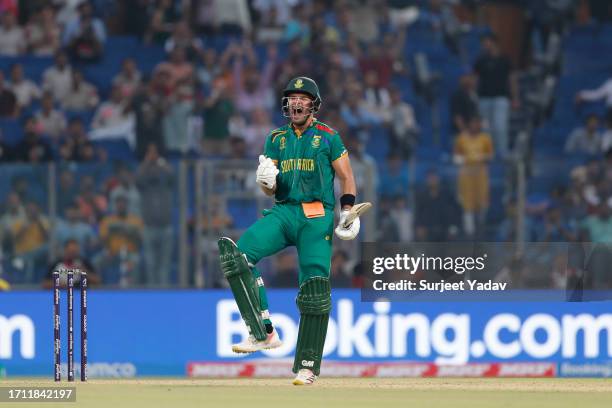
263, 119, 347, 209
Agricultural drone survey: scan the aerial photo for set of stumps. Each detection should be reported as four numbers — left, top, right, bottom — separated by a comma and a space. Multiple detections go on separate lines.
53, 268, 87, 382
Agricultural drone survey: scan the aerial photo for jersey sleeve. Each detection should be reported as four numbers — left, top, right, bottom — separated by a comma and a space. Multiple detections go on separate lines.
330, 132, 348, 162
263, 133, 279, 162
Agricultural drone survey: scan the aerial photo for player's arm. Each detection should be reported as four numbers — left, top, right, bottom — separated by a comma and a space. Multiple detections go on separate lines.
332, 154, 356, 210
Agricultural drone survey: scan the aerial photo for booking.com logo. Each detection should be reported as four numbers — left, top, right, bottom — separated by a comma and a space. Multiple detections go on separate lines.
217, 300, 612, 364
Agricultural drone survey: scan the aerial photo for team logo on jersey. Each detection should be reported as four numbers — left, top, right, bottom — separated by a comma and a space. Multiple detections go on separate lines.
280, 136, 286, 150
294, 79, 304, 89
312, 135, 321, 148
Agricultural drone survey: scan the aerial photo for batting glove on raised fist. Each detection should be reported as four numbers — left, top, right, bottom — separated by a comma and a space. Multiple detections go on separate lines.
256, 155, 279, 189
334, 209, 360, 240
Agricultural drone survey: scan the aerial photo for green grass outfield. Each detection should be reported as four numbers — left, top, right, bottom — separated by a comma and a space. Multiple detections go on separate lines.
0, 378, 611, 408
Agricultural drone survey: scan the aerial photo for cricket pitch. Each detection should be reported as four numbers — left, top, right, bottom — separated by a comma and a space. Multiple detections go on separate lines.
1, 378, 610, 408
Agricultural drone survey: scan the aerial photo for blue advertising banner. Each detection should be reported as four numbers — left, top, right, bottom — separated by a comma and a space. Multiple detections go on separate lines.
0, 290, 611, 377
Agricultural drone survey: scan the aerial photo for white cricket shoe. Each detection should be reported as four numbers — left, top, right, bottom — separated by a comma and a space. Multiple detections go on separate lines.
231, 329, 282, 353
292, 369, 317, 385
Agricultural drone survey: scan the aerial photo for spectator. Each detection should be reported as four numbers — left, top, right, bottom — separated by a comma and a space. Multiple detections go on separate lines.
26, 4, 60, 56
112, 58, 142, 98
415, 170, 461, 241
341, 86, 381, 139
58, 118, 90, 162
227, 136, 248, 159
388, 88, 418, 159
10, 202, 50, 282
61, 70, 99, 111
132, 69, 170, 159
579, 203, 612, 287
0, 11, 24, 55
145, 0, 181, 44
0, 70, 17, 117
43, 51, 73, 102
155, 46, 194, 89
13, 116, 53, 162
35, 92, 67, 140
340, 132, 378, 196
56, 169, 78, 214
451, 72, 479, 133
43, 239, 100, 289
473, 34, 519, 158
53, 203, 97, 254
96, 195, 144, 286
9, 63, 41, 109
202, 78, 234, 156
108, 165, 141, 216
389, 195, 413, 242
237, 107, 273, 154
212, 0, 252, 34
136, 144, 175, 285
282, 3, 310, 43
92, 84, 133, 130
231, 42, 276, 114
63, 1, 106, 62
75, 175, 108, 225
164, 20, 203, 60
358, 43, 394, 88
0, 192, 25, 254
576, 77, 612, 118
196, 48, 221, 90
362, 70, 391, 123
162, 70, 195, 154
565, 114, 602, 155
536, 205, 576, 242
453, 116, 494, 237
379, 152, 409, 198
330, 250, 352, 288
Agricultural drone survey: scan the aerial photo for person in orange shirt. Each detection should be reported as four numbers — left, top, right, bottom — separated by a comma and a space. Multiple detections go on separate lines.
96, 195, 144, 286
453, 115, 494, 237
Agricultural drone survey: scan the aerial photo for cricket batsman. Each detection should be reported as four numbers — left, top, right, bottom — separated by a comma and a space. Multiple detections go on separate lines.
218, 76, 362, 385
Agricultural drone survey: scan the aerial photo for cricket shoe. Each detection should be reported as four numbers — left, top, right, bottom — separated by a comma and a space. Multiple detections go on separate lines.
231, 329, 282, 354
292, 369, 317, 386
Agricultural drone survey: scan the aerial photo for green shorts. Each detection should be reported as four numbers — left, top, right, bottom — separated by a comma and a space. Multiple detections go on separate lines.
237, 203, 334, 285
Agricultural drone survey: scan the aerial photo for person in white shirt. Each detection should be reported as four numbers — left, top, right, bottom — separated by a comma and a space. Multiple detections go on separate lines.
576, 78, 612, 115
92, 84, 133, 130
61, 70, 100, 111
35, 92, 67, 140
565, 114, 602, 155
0, 12, 24, 56
26, 4, 61, 56
43, 51, 73, 102
9, 63, 41, 109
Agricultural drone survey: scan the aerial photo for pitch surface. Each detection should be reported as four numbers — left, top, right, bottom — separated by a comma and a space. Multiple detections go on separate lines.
1, 378, 611, 408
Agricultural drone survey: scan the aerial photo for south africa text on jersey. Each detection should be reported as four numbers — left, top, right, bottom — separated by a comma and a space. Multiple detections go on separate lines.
280, 158, 315, 173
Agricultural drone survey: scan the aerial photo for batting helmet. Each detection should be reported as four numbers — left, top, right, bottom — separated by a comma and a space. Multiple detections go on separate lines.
282, 76, 322, 116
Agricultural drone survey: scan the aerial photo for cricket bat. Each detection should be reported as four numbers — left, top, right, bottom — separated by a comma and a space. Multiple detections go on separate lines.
341, 202, 372, 227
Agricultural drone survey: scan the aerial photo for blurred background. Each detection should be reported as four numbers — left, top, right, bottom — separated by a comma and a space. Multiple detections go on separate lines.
0, 0, 609, 290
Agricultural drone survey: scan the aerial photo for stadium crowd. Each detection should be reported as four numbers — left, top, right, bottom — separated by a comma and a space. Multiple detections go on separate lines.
0, 0, 609, 289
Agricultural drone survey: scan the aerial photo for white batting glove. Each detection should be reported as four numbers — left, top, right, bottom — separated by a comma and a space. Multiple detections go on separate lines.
334, 209, 361, 240
256, 155, 279, 189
